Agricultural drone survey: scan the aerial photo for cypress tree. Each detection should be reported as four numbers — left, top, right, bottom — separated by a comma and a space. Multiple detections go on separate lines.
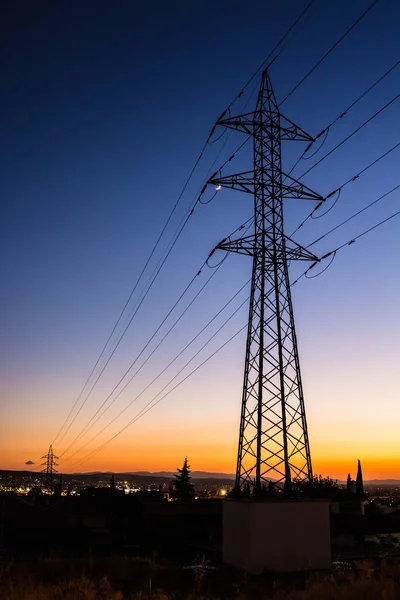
356, 459, 364, 498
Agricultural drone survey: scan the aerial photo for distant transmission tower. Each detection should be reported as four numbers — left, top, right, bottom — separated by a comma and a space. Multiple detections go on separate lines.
209, 69, 323, 494
41, 444, 58, 491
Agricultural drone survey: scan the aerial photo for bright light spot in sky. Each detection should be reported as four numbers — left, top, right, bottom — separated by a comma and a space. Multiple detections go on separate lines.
215, 185, 221, 191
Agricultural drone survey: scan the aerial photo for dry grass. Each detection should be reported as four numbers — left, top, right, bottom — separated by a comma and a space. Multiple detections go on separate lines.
0, 575, 122, 600
1, 559, 400, 599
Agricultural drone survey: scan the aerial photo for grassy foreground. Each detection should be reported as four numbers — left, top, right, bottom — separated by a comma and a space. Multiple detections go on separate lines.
1, 557, 400, 599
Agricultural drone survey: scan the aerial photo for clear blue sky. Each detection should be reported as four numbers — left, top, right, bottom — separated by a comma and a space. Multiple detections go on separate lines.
1, 0, 399, 477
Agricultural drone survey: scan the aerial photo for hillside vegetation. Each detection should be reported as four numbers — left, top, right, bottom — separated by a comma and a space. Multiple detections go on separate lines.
1, 557, 400, 599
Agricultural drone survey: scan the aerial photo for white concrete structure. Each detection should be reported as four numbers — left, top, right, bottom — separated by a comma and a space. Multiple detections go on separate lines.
223, 498, 331, 573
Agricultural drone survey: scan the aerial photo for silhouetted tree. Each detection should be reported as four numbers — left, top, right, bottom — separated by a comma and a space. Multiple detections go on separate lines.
242, 481, 251, 497
356, 459, 364, 498
227, 485, 241, 498
259, 481, 278, 497
173, 457, 195, 500
168, 483, 174, 498
346, 473, 352, 493
294, 475, 346, 500
54, 474, 63, 499
27, 487, 43, 504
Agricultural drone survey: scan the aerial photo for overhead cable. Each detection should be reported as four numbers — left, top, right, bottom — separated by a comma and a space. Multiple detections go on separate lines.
66, 196, 400, 469
52, 2, 320, 447
64, 311, 249, 470
53, 133, 219, 448
287, 58, 400, 176
280, 0, 379, 106
298, 93, 400, 182
291, 140, 400, 235
307, 183, 400, 248
62, 281, 251, 463
58, 256, 209, 457
52, 0, 376, 451
61, 264, 222, 457
293, 208, 400, 283
218, 0, 319, 120
61, 217, 254, 459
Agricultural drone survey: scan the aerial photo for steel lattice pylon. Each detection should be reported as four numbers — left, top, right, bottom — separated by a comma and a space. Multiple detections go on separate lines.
41, 444, 58, 491
208, 70, 323, 493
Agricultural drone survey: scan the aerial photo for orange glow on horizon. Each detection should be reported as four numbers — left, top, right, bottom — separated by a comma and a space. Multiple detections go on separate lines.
4, 442, 399, 482
3, 391, 399, 481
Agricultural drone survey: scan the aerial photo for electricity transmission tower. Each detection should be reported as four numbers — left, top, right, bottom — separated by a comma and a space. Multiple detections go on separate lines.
209, 69, 323, 494
41, 444, 58, 491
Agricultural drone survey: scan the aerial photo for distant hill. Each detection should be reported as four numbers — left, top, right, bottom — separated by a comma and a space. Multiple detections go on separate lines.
123, 470, 236, 480
363, 479, 400, 486
1, 469, 398, 487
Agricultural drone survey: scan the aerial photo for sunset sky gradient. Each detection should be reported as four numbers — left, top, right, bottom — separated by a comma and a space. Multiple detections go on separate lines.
2, 0, 400, 481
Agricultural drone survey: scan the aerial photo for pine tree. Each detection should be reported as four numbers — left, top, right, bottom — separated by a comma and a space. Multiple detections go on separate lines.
346, 473, 352, 493
172, 457, 195, 500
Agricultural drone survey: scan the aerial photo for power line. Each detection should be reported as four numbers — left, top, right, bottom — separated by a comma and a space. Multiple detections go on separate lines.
318, 59, 400, 133
64, 196, 400, 471
294, 208, 400, 283
280, 0, 379, 106
207, 94, 399, 244
291, 141, 400, 234
60, 218, 255, 459
55, 105, 254, 452
62, 198, 315, 470
52, 2, 318, 447
64, 304, 250, 470
53, 141, 218, 449
333, 209, 400, 251
286, 58, 400, 177
297, 92, 400, 182
56, 126, 255, 453
62, 280, 251, 463
54, 2, 390, 471
307, 183, 400, 248
63, 233, 328, 472
61, 265, 221, 457
58, 257, 208, 457
218, 0, 319, 119
56, 191, 218, 452
103, 136, 240, 359
53, 68, 240, 447
246, 142, 400, 241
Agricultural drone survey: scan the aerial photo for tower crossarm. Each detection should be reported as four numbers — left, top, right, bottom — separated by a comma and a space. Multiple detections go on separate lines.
209, 170, 324, 201
217, 111, 314, 142
217, 234, 319, 262
217, 111, 256, 136
280, 173, 324, 201
209, 170, 254, 194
